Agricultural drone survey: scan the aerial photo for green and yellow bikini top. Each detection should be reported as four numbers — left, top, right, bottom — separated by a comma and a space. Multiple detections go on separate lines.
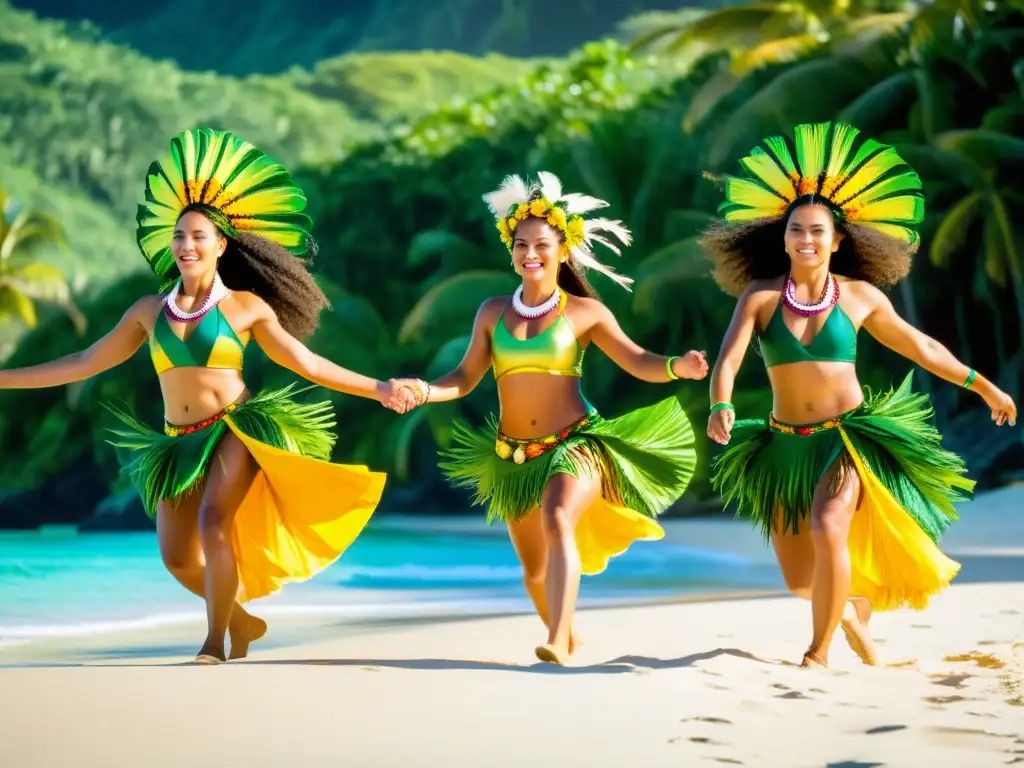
758, 295, 858, 368
149, 303, 248, 376
491, 294, 585, 381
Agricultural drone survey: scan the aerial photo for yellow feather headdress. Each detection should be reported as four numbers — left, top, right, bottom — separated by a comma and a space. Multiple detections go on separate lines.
718, 121, 925, 247
483, 171, 634, 290
137, 128, 312, 289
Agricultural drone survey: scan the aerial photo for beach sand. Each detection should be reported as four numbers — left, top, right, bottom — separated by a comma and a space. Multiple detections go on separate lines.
1, 487, 1022, 767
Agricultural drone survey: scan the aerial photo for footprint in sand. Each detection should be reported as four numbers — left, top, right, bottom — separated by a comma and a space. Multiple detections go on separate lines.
930, 673, 972, 689
924, 695, 972, 704
771, 683, 790, 691
681, 716, 733, 725
865, 724, 908, 735
944, 652, 1006, 669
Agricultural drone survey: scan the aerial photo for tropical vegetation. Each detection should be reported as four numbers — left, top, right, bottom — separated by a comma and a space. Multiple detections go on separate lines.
1, 0, 1022, 528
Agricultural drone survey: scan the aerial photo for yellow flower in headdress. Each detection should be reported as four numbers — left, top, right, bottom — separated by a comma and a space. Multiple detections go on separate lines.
547, 207, 567, 230
565, 217, 585, 248
529, 199, 549, 217
497, 218, 512, 246
514, 203, 530, 221
508, 217, 518, 231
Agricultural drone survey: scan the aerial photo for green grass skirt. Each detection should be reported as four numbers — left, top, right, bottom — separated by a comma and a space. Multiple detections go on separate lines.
439, 394, 698, 524
105, 385, 336, 519
711, 373, 975, 541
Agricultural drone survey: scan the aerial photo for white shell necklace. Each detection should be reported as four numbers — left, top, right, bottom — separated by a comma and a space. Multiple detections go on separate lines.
512, 286, 561, 319
164, 272, 229, 323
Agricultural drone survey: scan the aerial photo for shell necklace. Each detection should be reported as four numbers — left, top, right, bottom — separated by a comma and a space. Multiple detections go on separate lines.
164, 272, 229, 323
782, 273, 838, 317
512, 286, 561, 319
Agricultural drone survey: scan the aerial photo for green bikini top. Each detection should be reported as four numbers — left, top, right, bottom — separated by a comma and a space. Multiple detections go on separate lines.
491, 304, 585, 381
758, 299, 858, 368
149, 305, 248, 375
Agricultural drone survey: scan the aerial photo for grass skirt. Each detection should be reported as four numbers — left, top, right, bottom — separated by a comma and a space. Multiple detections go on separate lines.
711, 373, 974, 611
105, 385, 385, 602
439, 394, 697, 575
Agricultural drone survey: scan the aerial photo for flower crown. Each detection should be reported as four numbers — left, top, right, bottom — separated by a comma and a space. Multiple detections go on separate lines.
483, 171, 634, 290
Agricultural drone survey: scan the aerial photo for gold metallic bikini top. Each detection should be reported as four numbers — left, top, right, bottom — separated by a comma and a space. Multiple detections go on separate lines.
491, 300, 585, 381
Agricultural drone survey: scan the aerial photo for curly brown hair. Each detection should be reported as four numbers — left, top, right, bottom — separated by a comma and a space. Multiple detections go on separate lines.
700, 198, 915, 298
180, 206, 330, 340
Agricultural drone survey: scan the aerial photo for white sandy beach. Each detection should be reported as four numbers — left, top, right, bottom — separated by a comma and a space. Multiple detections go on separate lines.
1, 487, 1022, 767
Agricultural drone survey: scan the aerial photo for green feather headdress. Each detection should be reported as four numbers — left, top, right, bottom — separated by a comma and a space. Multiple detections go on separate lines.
136, 128, 312, 287
717, 121, 925, 247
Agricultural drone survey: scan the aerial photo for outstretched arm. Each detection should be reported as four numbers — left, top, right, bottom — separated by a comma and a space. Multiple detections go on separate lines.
406, 300, 499, 404
251, 301, 412, 409
0, 298, 151, 389
707, 288, 759, 444
588, 300, 708, 382
862, 287, 1016, 425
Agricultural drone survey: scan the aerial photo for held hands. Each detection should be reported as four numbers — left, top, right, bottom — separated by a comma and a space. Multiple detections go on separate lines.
379, 378, 429, 414
675, 350, 710, 380
707, 407, 735, 446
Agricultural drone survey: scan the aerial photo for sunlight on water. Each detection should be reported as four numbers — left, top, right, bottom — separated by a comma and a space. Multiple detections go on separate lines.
0, 518, 777, 642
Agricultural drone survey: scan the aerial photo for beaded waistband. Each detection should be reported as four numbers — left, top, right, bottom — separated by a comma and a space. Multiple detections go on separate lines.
164, 392, 248, 437
495, 411, 599, 465
768, 412, 842, 436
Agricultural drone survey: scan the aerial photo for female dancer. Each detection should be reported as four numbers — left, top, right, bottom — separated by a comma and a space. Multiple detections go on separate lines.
0, 128, 415, 664
397, 172, 708, 664
703, 121, 1016, 668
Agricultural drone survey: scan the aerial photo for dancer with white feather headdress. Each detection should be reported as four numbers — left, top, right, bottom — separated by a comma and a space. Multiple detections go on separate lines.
393, 172, 708, 664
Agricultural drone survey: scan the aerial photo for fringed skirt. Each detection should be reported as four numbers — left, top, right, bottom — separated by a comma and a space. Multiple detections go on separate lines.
711, 373, 974, 611
105, 385, 385, 602
439, 394, 698, 575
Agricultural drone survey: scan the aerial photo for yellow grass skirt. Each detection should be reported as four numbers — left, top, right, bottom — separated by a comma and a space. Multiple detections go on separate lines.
106, 385, 385, 602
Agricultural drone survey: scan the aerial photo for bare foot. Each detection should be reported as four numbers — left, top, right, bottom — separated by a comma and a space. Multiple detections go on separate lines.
801, 648, 827, 668
568, 630, 583, 655
229, 614, 268, 660
841, 597, 879, 666
535, 643, 569, 665
194, 643, 226, 665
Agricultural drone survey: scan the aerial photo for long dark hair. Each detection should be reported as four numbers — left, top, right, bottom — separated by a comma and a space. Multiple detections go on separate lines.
700, 195, 915, 297
182, 204, 330, 340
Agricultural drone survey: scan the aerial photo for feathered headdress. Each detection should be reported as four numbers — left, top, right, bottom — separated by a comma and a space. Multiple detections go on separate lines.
483, 171, 634, 290
718, 121, 925, 247
137, 128, 312, 288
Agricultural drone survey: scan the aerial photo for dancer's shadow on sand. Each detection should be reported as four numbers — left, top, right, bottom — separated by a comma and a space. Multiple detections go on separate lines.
225, 646, 780, 674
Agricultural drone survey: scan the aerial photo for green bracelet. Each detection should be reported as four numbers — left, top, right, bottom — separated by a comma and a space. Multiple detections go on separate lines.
666, 356, 680, 381
710, 402, 734, 415
962, 369, 976, 389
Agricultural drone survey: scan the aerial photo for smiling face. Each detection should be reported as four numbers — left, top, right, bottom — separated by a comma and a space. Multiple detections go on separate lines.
784, 203, 842, 269
171, 210, 228, 280
512, 216, 565, 286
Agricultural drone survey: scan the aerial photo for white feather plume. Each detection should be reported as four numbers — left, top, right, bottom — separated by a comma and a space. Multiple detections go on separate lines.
485, 170, 635, 291
482, 174, 530, 217
559, 193, 609, 215
536, 171, 563, 205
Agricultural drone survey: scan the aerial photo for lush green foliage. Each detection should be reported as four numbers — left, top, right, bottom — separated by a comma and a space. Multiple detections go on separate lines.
2, 1, 1023, 524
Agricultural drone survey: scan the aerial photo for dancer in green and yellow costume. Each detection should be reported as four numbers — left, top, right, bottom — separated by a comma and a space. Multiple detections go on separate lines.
392, 172, 707, 665
702, 121, 1017, 668
0, 128, 417, 664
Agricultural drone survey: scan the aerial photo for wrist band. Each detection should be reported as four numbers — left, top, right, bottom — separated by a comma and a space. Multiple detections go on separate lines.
421, 380, 431, 402
710, 402, 734, 415
962, 369, 976, 389
666, 356, 680, 381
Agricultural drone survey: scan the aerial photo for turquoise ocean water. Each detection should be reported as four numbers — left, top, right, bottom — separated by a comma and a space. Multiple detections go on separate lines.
0, 517, 778, 649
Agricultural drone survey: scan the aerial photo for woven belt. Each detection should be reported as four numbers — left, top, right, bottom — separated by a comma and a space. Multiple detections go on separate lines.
164, 392, 247, 437
494, 412, 597, 465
